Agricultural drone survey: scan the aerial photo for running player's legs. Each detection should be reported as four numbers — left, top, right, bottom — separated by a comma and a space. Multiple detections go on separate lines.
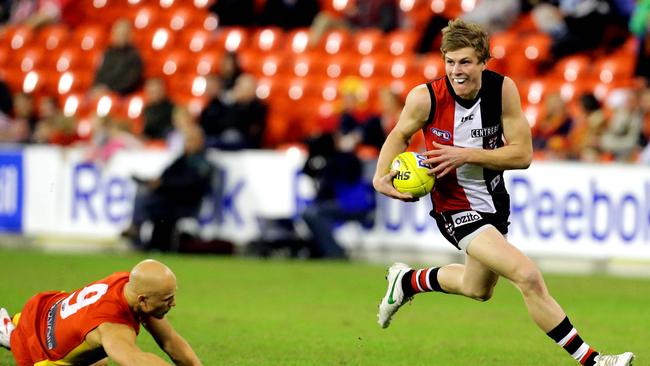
437, 253, 499, 301
465, 226, 565, 331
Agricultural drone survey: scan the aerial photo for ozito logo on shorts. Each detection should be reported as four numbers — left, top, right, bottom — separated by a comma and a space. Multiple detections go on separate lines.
451, 210, 482, 227
430, 128, 451, 141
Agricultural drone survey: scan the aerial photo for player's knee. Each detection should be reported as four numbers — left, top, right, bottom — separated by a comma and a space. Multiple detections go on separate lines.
513, 265, 544, 294
466, 285, 495, 302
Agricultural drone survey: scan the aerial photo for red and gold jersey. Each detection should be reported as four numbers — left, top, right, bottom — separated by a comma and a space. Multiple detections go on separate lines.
11, 272, 140, 365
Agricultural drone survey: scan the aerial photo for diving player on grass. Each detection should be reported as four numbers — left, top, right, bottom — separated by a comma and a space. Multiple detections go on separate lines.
0, 259, 202, 366
372, 19, 635, 366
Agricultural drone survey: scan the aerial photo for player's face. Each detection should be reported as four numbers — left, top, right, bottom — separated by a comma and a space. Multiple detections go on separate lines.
444, 47, 486, 100
142, 291, 176, 319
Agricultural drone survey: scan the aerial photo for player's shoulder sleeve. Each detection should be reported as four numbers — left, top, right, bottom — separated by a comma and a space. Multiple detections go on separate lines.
85, 272, 141, 334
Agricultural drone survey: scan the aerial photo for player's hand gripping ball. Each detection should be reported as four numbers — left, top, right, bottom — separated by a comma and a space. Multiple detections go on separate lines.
391, 152, 435, 198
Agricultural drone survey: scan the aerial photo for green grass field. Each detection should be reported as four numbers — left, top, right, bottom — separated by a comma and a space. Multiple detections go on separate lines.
0, 248, 648, 366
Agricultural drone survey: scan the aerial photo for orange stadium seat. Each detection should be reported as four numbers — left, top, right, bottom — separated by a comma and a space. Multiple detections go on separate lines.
289, 52, 327, 78
418, 54, 444, 80
177, 28, 217, 53
12, 46, 47, 73
352, 29, 384, 56
146, 48, 192, 78
138, 27, 177, 54
285, 28, 310, 54
553, 54, 592, 83
0, 47, 9, 69
249, 27, 285, 54
240, 51, 288, 78
165, 5, 206, 31
520, 33, 552, 74
214, 27, 248, 53
594, 54, 635, 85
488, 31, 520, 76
308, 77, 340, 102
384, 30, 418, 56
166, 73, 209, 104
191, 50, 224, 75
53, 46, 101, 73
318, 30, 351, 56
324, 54, 356, 79
387, 55, 418, 80
56, 70, 94, 95
130, 5, 161, 31
35, 24, 70, 51
70, 24, 107, 52
0, 25, 34, 51
355, 55, 384, 79
430, 0, 465, 19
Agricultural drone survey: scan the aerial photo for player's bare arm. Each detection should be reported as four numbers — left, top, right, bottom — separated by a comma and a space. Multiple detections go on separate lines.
93, 322, 173, 366
423, 76, 532, 176
373, 84, 431, 202
144, 315, 203, 366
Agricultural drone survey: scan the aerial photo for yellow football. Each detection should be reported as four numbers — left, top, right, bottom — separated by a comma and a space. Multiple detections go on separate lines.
391, 152, 435, 198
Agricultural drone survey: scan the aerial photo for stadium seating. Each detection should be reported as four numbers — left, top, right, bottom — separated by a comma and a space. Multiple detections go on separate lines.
0, 0, 641, 152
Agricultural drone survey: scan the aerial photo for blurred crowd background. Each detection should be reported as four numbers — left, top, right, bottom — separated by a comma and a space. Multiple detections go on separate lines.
0, 0, 649, 163
1, 0, 650, 257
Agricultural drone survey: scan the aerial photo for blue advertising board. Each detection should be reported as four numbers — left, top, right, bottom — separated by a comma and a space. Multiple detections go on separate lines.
0, 149, 23, 232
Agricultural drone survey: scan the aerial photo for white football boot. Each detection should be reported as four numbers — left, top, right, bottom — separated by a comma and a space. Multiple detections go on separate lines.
595, 352, 635, 366
0, 307, 14, 349
377, 262, 412, 329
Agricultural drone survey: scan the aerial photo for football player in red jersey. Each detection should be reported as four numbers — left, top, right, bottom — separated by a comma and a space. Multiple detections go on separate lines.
0, 259, 201, 366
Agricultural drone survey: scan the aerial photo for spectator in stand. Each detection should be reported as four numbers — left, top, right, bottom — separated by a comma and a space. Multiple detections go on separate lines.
630, 1, 650, 80
209, 0, 255, 26
532, 0, 614, 60
141, 78, 174, 141
361, 87, 403, 152
0, 92, 35, 143
218, 51, 243, 94
0, 78, 11, 117
6, 0, 84, 28
600, 88, 643, 162
300, 133, 375, 259
532, 92, 573, 159
209, 73, 267, 150
32, 95, 79, 146
167, 104, 197, 156
309, 0, 400, 48
259, 0, 320, 30
86, 113, 141, 163
0, 1, 11, 24
318, 77, 374, 150
93, 19, 143, 96
461, 0, 523, 35
199, 74, 227, 148
0, 78, 13, 140
568, 92, 607, 161
122, 120, 213, 252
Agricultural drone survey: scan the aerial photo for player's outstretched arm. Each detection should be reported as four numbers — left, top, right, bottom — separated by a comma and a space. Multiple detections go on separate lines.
373, 84, 431, 202
94, 323, 174, 366
144, 316, 202, 366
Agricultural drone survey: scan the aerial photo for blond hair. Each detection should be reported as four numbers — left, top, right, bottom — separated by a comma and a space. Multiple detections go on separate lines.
440, 19, 491, 64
